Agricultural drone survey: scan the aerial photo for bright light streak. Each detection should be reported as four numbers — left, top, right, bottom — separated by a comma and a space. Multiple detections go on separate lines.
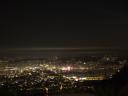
61, 66, 72, 71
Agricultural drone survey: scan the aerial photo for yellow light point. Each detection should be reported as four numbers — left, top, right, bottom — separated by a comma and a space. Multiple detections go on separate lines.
80, 77, 87, 80
72, 76, 77, 79
75, 78, 79, 81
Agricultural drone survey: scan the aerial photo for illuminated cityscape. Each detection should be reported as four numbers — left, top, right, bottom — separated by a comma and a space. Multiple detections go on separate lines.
0, 55, 127, 96
1, 1, 128, 96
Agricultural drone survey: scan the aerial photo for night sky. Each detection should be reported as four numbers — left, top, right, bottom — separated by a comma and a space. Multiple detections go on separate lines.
0, 2, 128, 49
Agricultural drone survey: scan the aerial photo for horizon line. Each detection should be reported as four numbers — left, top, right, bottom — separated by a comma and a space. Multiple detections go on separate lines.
0, 47, 128, 51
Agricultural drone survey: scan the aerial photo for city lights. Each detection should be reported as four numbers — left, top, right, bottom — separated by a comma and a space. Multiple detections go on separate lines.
0, 55, 126, 96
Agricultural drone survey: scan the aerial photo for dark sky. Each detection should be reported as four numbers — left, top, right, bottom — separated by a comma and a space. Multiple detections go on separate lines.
0, 2, 128, 48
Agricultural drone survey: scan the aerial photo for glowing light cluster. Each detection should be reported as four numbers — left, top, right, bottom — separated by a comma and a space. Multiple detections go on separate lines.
61, 66, 72, 71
